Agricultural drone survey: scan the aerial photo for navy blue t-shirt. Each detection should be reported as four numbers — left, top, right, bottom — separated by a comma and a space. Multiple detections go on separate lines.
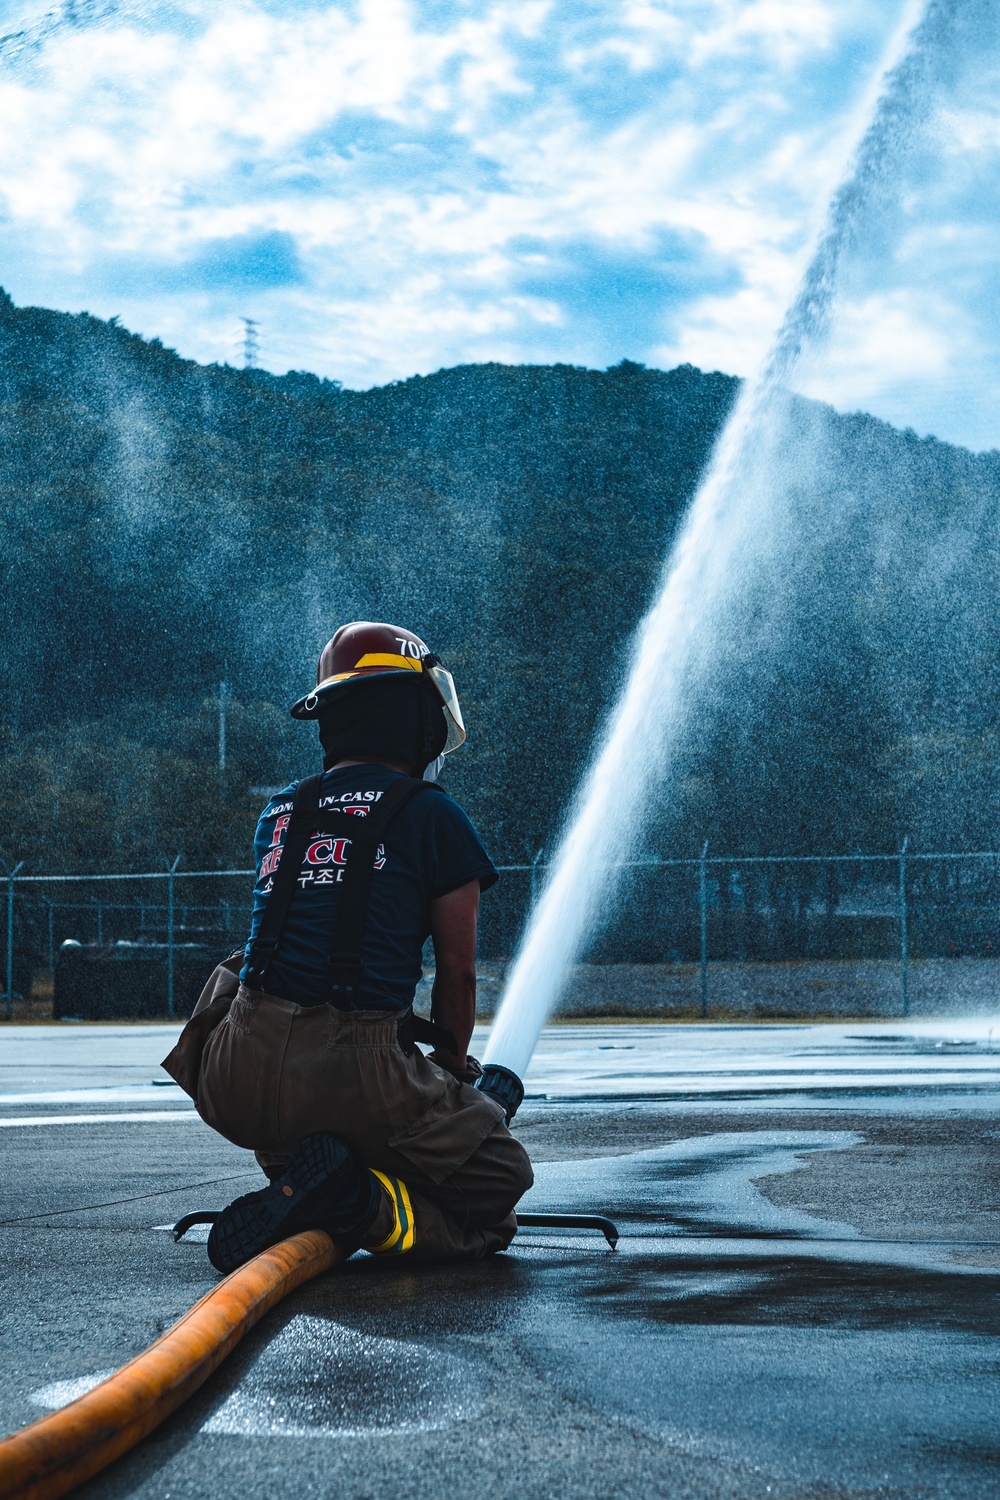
240, 765, 498, 1009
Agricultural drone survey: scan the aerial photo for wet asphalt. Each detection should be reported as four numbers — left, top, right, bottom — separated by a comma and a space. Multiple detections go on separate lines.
2, 1021, 1000, 1499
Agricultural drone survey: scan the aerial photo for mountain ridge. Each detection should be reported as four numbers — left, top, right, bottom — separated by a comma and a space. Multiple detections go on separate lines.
1, 289, 998, 960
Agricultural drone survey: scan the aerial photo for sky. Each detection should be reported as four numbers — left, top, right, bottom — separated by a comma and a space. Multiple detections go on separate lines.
0, 0, 999, 448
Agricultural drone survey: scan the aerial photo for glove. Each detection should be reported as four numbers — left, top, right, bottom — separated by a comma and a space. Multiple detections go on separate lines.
429, 1051, 484, 1086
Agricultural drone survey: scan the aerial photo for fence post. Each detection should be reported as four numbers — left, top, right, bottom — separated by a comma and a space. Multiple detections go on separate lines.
167, 855, 182, 1020
46, 900, 55, 987
899, 837, 909, 1018
5, 862, 25, 1020
699, 841, 709, 1019
219, 678, 231, 772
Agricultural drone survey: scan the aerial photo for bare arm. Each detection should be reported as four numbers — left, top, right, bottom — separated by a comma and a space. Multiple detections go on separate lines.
428, 878, 480, 1072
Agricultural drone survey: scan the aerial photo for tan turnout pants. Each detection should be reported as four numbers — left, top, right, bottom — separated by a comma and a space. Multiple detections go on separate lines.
195, 985, 534, 1261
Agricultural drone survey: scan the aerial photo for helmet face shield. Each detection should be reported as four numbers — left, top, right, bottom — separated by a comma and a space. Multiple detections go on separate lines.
424, 658, 466, 754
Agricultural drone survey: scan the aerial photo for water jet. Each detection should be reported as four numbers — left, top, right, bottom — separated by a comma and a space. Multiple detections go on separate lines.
484, 0, 953, 1080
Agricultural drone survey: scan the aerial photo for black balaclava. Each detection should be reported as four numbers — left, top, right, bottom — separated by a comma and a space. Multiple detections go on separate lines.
318, 673, 448, 774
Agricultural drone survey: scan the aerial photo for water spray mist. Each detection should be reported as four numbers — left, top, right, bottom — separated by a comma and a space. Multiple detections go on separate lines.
485, 0, 952, 1080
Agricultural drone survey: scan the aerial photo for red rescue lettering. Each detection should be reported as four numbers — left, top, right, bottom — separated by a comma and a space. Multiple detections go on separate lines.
304, 837, 351, 866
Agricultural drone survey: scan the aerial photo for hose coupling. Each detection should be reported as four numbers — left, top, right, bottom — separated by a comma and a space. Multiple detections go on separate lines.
475, 1062, 525, 1123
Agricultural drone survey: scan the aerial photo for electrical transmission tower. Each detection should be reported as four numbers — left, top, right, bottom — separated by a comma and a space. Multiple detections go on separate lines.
242, 318, 259, 370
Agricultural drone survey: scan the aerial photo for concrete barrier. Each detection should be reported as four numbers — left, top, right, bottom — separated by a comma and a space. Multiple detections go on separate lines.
431, 958, 1000, 1021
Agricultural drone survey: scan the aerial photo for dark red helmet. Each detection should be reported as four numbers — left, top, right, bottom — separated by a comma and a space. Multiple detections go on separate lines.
290, 620, 466, 754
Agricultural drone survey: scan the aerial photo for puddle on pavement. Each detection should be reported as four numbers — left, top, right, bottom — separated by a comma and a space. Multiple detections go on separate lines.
569, 1251, 1000, 1332
522, 1129, 862, 1240
511, 1131, 1000, 1498
515, 1128, 1000, 1290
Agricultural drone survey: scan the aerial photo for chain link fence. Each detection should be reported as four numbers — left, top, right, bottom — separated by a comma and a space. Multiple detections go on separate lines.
3, 847, 1000, 1019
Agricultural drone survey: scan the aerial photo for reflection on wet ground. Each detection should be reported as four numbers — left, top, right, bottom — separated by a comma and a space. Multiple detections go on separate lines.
523, 1018, 1000, 1098
20, 1123, 1000, 1498
5, 1017, 1000, 1104
514, 1133, 1000, 1497
4, 1024, 1000, 1497
525, 1131, 863, 1239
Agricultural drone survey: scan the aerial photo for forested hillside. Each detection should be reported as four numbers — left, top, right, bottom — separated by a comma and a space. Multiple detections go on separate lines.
1, 287, 998, 905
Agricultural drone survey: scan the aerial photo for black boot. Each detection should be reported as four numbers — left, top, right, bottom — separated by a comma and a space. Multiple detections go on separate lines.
207, 1132, 381, 1274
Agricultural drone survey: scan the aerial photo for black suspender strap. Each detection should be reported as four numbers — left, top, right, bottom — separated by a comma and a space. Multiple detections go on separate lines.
243, 773, 434, 1009
243, 773, 324, 991
325, 775, 431, 1001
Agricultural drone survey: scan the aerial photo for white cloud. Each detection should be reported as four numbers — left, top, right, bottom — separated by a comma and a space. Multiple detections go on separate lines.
0, 0, 996, 448
797, 290, 953, 403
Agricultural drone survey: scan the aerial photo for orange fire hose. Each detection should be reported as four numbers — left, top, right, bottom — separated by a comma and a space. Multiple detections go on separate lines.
0, 1230, 344, 1500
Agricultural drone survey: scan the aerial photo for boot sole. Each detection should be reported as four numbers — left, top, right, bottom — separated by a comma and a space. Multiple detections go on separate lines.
208, 1132, 354, 1274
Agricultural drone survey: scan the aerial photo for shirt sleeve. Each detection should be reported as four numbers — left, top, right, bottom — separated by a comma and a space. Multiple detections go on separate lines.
421, 790, 500, 899
251, 786, 295, 888
240, 796, 287, 974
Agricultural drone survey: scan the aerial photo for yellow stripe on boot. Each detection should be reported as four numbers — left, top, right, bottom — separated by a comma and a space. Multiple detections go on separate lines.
369, 1171, 416, 1254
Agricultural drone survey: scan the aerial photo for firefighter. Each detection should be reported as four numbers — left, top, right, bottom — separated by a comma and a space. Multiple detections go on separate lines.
163, 622, 532, 1271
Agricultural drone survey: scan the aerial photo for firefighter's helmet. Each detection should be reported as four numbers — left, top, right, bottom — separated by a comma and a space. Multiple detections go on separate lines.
290, 621, 466, 755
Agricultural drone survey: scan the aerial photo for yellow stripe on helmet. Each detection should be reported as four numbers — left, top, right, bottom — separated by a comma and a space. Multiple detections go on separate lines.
313, 654, 425, 692
353, 653, 424, 671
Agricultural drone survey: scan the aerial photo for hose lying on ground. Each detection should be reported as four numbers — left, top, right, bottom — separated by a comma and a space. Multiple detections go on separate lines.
0, 1230, 343, 1500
